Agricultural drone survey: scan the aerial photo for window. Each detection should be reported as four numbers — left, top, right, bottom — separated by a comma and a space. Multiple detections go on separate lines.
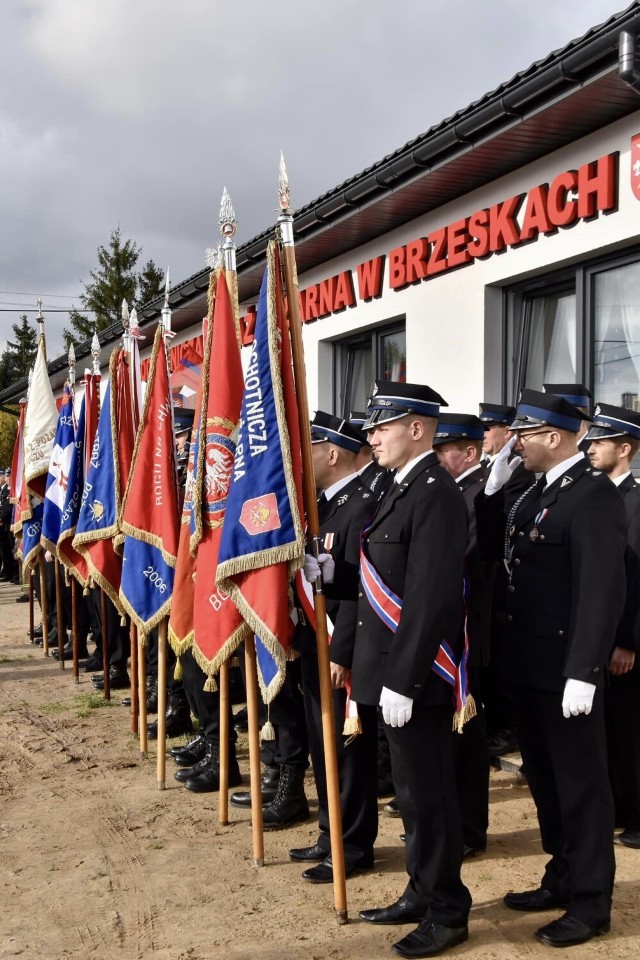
505, 249, 640, 408
334, 320, 406, 417
593, 261, 640, 410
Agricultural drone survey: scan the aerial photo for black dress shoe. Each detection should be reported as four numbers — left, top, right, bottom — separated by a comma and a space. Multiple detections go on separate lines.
147, 710, 193, 740
360, 898, 426, 925
170, 734, 207, 766
614, 829, 640, 848
384, 798, 401, 817
302, 854, 373, 883
377, 776, 395, 797
535, 914, 610, 947
392, 919, 469, 958
504, 888, 568, 912
82, 655, 103, 672
183, 757, 242, 793
487, 727, 518, 757
92, 669, 130, 691
53, 641, 89, 661
463, 843, 486, 859
289, 842, 328, 863
233, 706, 248, 732
15, 593, 29, 603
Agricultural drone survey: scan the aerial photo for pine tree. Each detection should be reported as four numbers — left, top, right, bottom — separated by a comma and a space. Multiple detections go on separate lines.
137, 260, 165, 307
0, 315, 38, 389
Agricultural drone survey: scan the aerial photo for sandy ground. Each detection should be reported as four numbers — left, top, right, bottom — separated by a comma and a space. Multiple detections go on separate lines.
2, 580, 640, 960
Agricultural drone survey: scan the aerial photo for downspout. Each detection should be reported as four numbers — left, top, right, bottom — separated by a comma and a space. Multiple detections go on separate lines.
619, 31, 640, 94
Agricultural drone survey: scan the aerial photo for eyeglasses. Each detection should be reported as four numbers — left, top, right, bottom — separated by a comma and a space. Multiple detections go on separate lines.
517, 430, 553, 443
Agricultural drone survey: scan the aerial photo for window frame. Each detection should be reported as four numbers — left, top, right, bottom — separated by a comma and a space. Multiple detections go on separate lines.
332, 316, 406, 417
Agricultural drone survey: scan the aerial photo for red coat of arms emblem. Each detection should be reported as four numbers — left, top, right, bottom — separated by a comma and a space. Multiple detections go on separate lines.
239, 493, 281, 535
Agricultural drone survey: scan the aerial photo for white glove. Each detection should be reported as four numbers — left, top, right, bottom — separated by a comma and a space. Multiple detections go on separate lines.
380, 686, 413, 727
302, 552, 335, 584
484, 436, 522, 496
562, 678, 596, 718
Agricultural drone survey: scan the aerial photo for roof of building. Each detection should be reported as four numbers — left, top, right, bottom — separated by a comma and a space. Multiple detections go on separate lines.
2, 1, 640, 409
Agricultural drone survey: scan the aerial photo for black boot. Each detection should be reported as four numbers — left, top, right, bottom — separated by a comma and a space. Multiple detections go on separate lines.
170, 733, 207, 766
180, 742, 242, 793
147, 694, 193, 740
230, 764, 279, 807
262, 765, 309, 829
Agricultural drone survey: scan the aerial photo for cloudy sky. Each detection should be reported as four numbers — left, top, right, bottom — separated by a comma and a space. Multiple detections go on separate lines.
0, 0, 632, 357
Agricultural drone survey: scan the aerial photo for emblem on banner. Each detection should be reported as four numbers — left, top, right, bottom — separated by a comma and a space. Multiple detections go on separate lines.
203, 431, 236, 519
239, 493, 281, 535
632, 134, 640, 202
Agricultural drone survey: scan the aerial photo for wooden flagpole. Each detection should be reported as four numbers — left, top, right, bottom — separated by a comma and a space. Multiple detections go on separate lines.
130, 623, 139, 733
276, 155, 348, 923
218, 189, 240, 827
100, 589, 110, 700
71, 577, 80, 683
39, 555, 50, 657
139, 637, 148, 757
28, 568, 35, 643
157, 622, 167, 789
244, 640, 265, 866
53, 558, 65, 669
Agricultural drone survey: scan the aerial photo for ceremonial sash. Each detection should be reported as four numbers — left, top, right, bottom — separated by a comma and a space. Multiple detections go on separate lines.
360, 517, 475, 732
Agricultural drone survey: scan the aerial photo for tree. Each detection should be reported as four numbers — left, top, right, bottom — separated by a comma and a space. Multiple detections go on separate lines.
0, 410, 18, 470
138, 259, 165, 308
0, 315, 38, 390
64, 227, 165, 347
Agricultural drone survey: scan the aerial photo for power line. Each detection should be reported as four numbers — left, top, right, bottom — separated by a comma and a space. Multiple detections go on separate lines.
0, 290, 81, 298
0, 308, 92, 313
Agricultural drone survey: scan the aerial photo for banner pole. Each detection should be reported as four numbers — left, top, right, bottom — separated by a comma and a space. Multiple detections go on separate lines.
100, 589, 110, 700
54, 558, 65, 670
71, 577, 80, 683
39, 555, 50, 657
276, 156, 348, 924
157, 619, 167, 789
244, 640, 264, 866
130, 623, 139, 734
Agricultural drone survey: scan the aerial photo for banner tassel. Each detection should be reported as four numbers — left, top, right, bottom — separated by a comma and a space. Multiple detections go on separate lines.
173, 656, 183, 681
204, 676, 218, 693
260, 706, 276, 742
453, 694, 477, 734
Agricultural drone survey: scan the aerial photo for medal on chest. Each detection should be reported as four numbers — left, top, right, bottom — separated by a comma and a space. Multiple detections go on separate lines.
529, 507, 549, 542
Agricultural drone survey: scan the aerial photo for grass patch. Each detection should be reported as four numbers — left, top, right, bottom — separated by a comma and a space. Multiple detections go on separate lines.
40, 700, 73, 715
74, 692, 118, 719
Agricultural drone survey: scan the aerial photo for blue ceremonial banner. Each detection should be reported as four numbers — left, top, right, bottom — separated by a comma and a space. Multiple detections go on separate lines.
217, 242, 305, 702
22, 499, 44, 571
73, 377, 124, 610
58, 392, 92, 586
41, 384, 76, 553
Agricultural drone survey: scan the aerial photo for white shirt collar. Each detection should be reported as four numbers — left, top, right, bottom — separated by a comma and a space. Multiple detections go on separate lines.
357, 461, 373, 476
323, 471, 359, 502
395, 450, 433, 485
612, 470, 632, 487
545, 452, 585, 489
455, 463, 483, 484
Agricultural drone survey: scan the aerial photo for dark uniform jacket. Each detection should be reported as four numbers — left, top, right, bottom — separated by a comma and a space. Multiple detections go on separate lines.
358, 460, 392, 498
0, 482, 12, 528
458, 465, 496, 669
615, 473, 640, 654
296, 473, 376, 670
476, 458, 627, 693
349, 452, 468, 707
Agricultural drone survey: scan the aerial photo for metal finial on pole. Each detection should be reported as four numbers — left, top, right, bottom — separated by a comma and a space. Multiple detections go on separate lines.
36, 297, 45, 341
219, 188, 238, 273
68, 343, 76, 387
122, 299, 131, 350
278, 151, 291, 213
160, 268, 172, 334
91, 331, 101, 376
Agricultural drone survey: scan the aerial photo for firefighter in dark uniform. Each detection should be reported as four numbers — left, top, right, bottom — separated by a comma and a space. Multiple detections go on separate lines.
543, 383, 592, 455
477, 389, 627, 949
478, 402, 534, 757
586, 403, 640, 850
434, 413, 495, 858
310, 382, 472, 959
292, 411, 379, 881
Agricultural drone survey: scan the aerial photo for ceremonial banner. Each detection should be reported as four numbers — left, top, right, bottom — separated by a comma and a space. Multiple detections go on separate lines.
168, 289, 214, 661
170, 342, 202, 409
217, 242, 305, 702
41, 384, 76, 554
191, 271, 248, 687
21, 499, 44, 571
120, 326, 180, 635
9, 399, 26, 534
23, 337, 58, 500
57, 390, 92, 586
73, 352, 125, 613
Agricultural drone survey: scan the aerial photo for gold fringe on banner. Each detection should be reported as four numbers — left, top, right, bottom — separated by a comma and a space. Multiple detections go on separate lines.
342, 716, 363, 737
203, 675, 218, 693
174, 656, 183, 681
